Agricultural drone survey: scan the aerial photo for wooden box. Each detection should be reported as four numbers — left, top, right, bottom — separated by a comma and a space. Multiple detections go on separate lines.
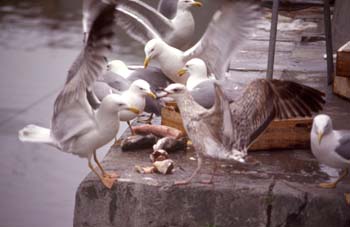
333, 74, 350, 100
336, 41, 350, 78
161, 107, 313, 151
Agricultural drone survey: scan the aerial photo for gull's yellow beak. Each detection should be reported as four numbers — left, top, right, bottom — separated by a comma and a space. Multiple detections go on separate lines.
144, 57, 151, 68
192, 1, 203, 7
148, 91, 157, 99
317, 131, 324, 144
127, 107, 141, 115
177, 68, 187, 77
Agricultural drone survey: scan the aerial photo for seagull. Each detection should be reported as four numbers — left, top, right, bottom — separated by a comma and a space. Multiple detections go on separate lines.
18, 3, 140, 189
161, 79, 325, 185
91, 60, 171, 122
142, 0, 260, 84
115, 0, 202, 50
116, 79, 157, 134
311, 114, 350, 189
176, 58, 242, 109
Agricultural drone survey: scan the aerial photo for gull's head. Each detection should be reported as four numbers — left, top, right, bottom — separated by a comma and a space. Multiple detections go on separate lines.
101, 94, 140, 115
144, 39, 163, 68
178, 0, 203, 10
178, 58, 207, 78
129, 79, 156, 99
312, 114, 333, 144
162, 83, 187, 99
106, 60, 128, 75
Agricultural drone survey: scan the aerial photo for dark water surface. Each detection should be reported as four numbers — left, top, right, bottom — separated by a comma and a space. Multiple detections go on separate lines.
0, 1, 220, 226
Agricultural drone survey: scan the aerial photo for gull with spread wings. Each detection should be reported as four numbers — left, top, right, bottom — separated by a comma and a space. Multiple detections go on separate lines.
161, 79, 325, 185
18, 2, 140, 189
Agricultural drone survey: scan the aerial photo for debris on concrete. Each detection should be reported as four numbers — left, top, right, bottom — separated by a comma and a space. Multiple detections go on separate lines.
121, 134, 158, 152
153, 137, 187, 153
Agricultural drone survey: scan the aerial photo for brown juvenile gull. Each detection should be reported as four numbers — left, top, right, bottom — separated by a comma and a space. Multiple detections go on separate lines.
161, 80, 325, 185
115, 0, 202, 50
311, 114, 350, 189
143, 0, 260, 84
18, 2, 140, 189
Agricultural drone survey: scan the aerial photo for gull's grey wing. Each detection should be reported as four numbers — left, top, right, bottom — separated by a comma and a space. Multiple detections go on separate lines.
191, 79, 243, 109
191, 80, 216, 109
52, 3, 115, 144
335, 131, 350, 160
128, 66, 172, 89
102, 71, 131, 91
158, 0, 178, 19
228, 79, 325, 151
183, 1, 260, 79
116, 0, 173, 44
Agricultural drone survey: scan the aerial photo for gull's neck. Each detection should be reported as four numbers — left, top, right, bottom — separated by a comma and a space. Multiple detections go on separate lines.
156, 42, 188, 83
171, 8, 194, 28
96, 104, 120, 131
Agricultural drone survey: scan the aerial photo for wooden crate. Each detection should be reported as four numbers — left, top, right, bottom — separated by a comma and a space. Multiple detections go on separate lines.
336, 41, 350, 78
161, 107, 312, 151
333, 74, 350, 100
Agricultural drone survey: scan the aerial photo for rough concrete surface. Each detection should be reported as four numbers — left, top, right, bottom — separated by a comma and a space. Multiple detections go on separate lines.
74, 5, 350, 227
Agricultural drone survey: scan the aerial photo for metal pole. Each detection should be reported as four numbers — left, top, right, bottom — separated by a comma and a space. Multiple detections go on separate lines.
266, 0, 279, 80
323, 0, 334, 85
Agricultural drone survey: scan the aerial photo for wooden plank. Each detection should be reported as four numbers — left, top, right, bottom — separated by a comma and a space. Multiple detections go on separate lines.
333, 74, 350, 100
161, 107, 312, 151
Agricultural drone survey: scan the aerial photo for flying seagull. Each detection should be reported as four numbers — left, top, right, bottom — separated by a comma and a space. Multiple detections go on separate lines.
143, 0, 260, 84
311, 114, 350, 189
162, 80, 325, 185
18, 2, 140, 189
115, 0, 202, 50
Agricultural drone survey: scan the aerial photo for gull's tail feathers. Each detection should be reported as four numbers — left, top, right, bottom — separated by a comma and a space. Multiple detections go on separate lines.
18, 124, 58, 148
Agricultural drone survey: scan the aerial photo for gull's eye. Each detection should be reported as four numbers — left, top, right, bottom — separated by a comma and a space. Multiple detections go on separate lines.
151, 48, 155, 52
173, 88, 180, 92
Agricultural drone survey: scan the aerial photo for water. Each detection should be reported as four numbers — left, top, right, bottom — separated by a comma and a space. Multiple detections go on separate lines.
0, 1, 220, 226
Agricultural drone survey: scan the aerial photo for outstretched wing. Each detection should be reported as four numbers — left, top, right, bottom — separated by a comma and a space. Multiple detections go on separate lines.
228, 79, 325, 151
183, 0, 260, 79
115, 0, 173, 44
54, 3, 115, 113
82, 0, 110, 42
52, 3, 116, 143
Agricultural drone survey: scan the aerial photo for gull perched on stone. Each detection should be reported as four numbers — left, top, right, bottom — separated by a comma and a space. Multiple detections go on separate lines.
162, 80, 325, 185
115, 0, 202, 50
143, 0, 260, 84
18, 3, 140, 189
311, 114, 350, 189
